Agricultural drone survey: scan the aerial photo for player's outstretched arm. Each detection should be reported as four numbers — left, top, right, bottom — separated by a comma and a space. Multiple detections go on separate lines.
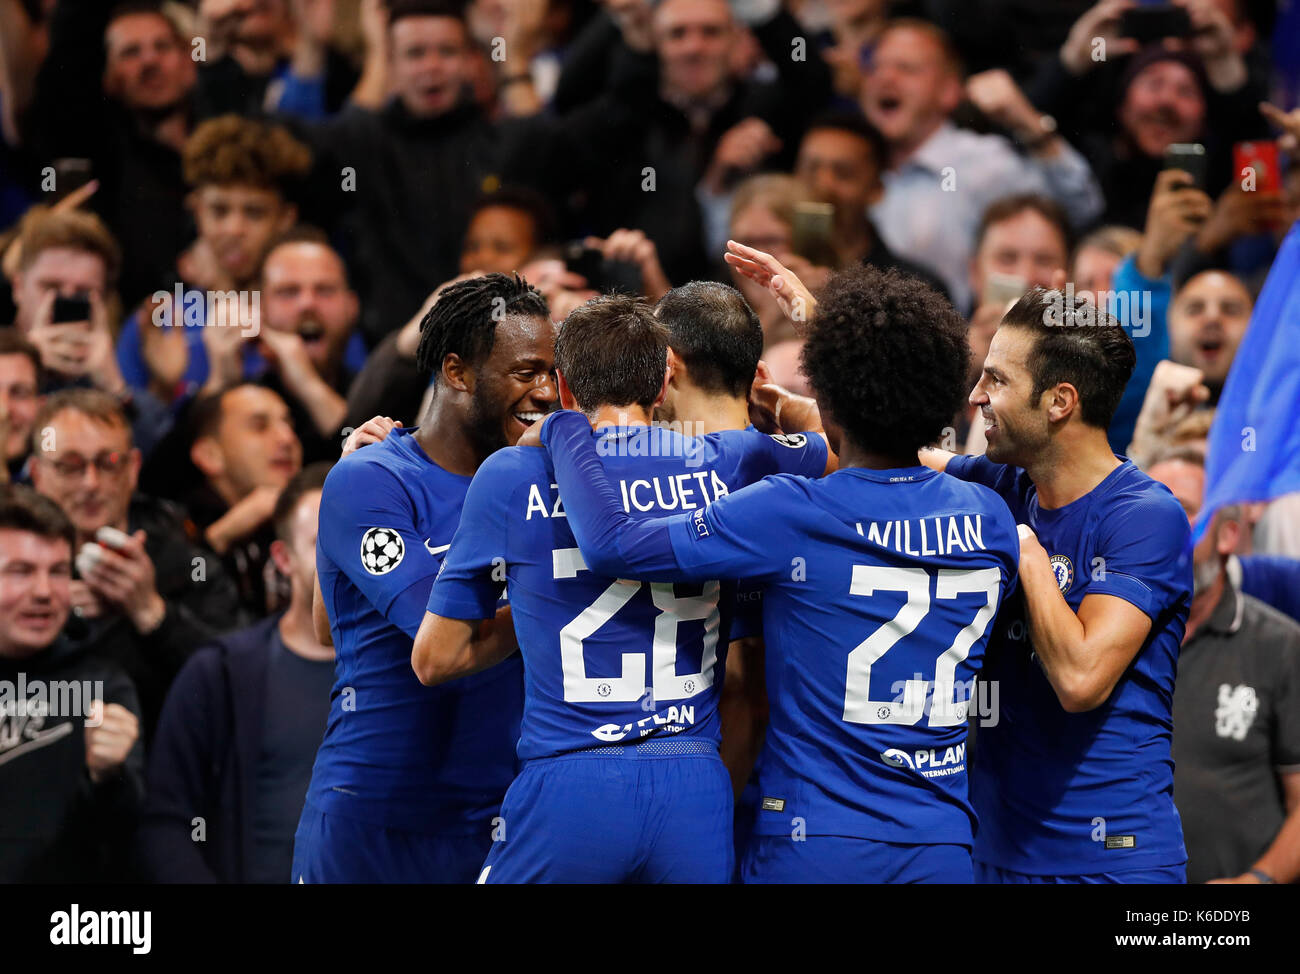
539, 410, 690, 579
1016, 525, 1153, 712
919, 446, 956, 473
412, 606, 518, 686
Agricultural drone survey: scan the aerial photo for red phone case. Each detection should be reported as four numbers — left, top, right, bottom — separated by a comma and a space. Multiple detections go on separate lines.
1234, 141, 1281, 194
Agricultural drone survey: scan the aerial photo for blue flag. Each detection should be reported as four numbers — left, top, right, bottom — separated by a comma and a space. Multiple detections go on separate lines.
1201, 220, 1300, 535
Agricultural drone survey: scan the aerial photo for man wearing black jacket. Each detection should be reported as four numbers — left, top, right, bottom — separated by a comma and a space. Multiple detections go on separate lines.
29, 389, 243, 741
281, 0, 552, 344
0, 485, 143, 882
552, 0, 833, 287
139, 463, 333, 883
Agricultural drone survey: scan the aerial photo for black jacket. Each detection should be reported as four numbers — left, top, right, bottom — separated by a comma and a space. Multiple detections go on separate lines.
136, 615, 281, 883
552, 10, 832, 286
0, 636, 144, 882
286, 100, 549, 344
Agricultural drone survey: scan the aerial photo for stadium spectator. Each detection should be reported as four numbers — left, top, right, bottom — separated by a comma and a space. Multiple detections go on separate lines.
459, 188, 556, 278
28, 388, 243, 740
6, 206, 173, 456
553, 0, 832, 287
1167, 269, 1253, 402
862, 19, 1102, 311
793, 110, 951, 300
140, 463, 334, 883
0, 485, 143, 882
22, 1, 198, 306
185, 383, 303, 615
280, 0, 550, 344
1071, 224, 1142, 305
117, 114, 312, 410
968, 193, 1071, 308
229, 231, 359, 463
1028, 0, 1269, 229
1107, 168, 1214, 452
1146, 451, 1300, 885
0, 328, 40, 481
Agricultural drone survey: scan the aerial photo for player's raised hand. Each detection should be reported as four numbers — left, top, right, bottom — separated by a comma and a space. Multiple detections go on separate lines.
1260, 101, 1300, 152
342, 416, 402, 457
725, 240, 817, 329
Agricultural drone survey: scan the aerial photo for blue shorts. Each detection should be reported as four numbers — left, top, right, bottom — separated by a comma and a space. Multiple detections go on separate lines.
478, 745, 733, 884
743, 835, 973, 884
291, 801, 491, 883
975, 862, 1187, 884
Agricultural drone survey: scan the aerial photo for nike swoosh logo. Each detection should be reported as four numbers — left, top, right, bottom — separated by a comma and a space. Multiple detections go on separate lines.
424, 540, 450, 556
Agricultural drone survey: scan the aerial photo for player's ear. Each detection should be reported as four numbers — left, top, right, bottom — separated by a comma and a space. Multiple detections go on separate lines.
665, 348, 684, 386
1046, 382, 1079, 424
190, 436, 224, 479
556, 369, 578, 411
441, 353, 473, 394
653, 361, 671, 410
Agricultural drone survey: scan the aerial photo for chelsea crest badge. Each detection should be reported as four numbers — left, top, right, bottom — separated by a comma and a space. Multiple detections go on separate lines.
1049, 554, 1074, 594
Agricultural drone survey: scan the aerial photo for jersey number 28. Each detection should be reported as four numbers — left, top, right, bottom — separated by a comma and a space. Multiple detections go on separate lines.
553, 548, 720, 704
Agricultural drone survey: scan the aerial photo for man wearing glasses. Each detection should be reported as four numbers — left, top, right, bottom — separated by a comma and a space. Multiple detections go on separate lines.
28, 389, 243, 741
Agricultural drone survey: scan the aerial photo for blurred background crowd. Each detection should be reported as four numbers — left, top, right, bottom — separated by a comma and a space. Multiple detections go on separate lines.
1, 0, 1299, 885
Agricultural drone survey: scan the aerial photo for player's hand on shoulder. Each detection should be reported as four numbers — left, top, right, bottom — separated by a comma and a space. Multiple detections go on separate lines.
1017, 523, 1046, 563
515, 416, 546, 448
342, 416, 402, 457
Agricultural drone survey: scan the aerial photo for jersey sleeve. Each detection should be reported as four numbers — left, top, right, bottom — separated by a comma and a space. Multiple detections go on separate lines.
426, 453, 513, 622
317, 456, 438, 639
664, 477, 799, 583
1088, 491, 1193, 621
726, 429, 828, 480
542, 410, 682, 578
543, 410, 791, 583
945, 453, 1018, 496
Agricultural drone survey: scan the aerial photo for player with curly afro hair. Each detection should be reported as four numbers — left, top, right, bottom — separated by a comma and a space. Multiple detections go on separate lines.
801, 265, 970, 463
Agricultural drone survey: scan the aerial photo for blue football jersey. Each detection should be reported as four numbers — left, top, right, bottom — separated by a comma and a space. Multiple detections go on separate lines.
308, 427, 524, 834
427, 424, 827, 760
538, 411, 1020, 846
946, 454, 1192, 874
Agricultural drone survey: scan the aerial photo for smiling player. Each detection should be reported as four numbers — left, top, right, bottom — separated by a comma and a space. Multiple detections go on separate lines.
922, 286, 1193, 883
291, 273, 556, 883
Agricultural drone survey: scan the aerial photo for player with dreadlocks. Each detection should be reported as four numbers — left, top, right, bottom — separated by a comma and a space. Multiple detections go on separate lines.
292, 273, 556, 883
